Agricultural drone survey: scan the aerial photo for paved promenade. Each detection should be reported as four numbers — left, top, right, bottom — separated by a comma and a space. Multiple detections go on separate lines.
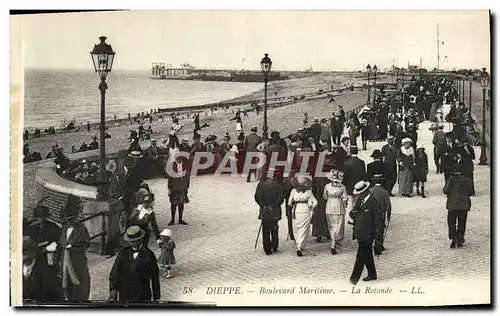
86, 117, 491, 305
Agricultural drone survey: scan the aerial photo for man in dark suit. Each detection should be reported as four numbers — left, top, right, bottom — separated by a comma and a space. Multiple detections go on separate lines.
309, 118, 322, 145
342, 146, 366, 212
441, 132, 456, 183
443, 166, 473, 248
432, 124, 446, 173
109, 226, 161, 302
330, 112, 344, 146
23, 237, 62, 303
254, 168, 285, 255
367, 149, 389, 190
244, 126, 263, 182
457, 139, 476, 195
381, 136, 398, 196
349, 181, 385, 285
369, 175, 391, 230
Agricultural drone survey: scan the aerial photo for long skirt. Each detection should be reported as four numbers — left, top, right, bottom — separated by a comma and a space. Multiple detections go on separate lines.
398, 169, 413, 195
311, 196, 329, 238
294, 211, 312, 251
326, 214, 345, 249
236, 122, 243, 131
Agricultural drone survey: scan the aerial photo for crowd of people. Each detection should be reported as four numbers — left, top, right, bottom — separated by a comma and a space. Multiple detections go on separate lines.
22, 73, 480, 303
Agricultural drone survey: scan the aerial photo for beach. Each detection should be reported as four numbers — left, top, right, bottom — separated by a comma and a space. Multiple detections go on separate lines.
22, 72, 386, 212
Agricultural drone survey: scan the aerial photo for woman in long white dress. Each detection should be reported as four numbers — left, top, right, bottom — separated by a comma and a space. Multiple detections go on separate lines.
323, 169, 348, 255
288, 176, 318, 257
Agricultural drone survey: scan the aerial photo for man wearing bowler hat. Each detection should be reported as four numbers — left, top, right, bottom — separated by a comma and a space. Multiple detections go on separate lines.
381, 135, 398, 196
349, 181, 385, 285
109, 226, 161, 302
254, 168, 285, 255
367, 149, 389, 190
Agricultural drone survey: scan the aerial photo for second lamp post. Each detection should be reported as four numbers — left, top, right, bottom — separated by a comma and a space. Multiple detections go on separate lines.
260, 53, 272, 139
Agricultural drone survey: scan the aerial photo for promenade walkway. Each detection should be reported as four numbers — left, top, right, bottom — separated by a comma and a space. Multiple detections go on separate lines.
86, 117, 491, 305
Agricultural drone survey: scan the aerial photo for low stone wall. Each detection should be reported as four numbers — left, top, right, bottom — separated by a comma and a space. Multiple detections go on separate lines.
35, 151, 124, 254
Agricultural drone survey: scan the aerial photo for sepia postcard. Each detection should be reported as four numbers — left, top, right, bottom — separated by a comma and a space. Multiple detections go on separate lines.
10, 10, 491, 307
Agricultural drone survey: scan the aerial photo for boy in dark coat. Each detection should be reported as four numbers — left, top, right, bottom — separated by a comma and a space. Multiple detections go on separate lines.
254, 168, 285, 255
109, 226, 161, 302
349, 181, 385, 285
443, 166, 474, 248
413, 145, 429, 198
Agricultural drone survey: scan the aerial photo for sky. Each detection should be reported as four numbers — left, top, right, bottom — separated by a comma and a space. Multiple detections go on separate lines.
12, 10, 491, 72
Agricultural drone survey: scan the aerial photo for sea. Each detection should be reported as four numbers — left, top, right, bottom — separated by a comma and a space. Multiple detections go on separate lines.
23, 69, 263, 130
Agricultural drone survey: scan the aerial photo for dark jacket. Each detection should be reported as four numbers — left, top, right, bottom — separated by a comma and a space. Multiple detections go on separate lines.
381, 143, 398, 174
309, 123, 322, 142
349, 194, 384, 242
244, 133, 262, 152
343, 156, 366, 195
369, 185, 391, 223
26, 220, 61, 245
443, 174, 473, 211
367, 160, 389, 182
109, 246, 161, 302
255, 178, 284, 221
432, 131, 446, 155
23, 255, 62, 303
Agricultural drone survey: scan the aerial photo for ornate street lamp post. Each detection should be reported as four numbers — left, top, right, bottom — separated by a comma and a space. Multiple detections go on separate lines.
366, 64, 372, 104
90, 36, 115, 201
260, 53, 272, 139
478, 68, 489, 165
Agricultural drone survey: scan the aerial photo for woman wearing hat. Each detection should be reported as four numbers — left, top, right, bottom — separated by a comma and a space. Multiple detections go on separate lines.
128, 193, 161, 248
397, 138, 415, 197
323, 169, 348, 254
59, 195, 91, 301
167, 155, 190, 225
413, 144, 429, 198
288, 176, 318, 256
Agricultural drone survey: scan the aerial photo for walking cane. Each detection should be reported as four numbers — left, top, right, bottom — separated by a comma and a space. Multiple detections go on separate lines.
254, 222, 262, 249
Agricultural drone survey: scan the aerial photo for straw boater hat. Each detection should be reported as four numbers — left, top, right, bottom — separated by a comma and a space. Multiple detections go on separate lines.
314, 118, 319, 122
402, 138, 412, 144
128, 151, 143, 159
291, 175, 312, 189
123, 226, 145, 242
160, 228, 172, 237
387, 135, 395, 142
352, 180, 371, 195
182, 138, 189, 143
